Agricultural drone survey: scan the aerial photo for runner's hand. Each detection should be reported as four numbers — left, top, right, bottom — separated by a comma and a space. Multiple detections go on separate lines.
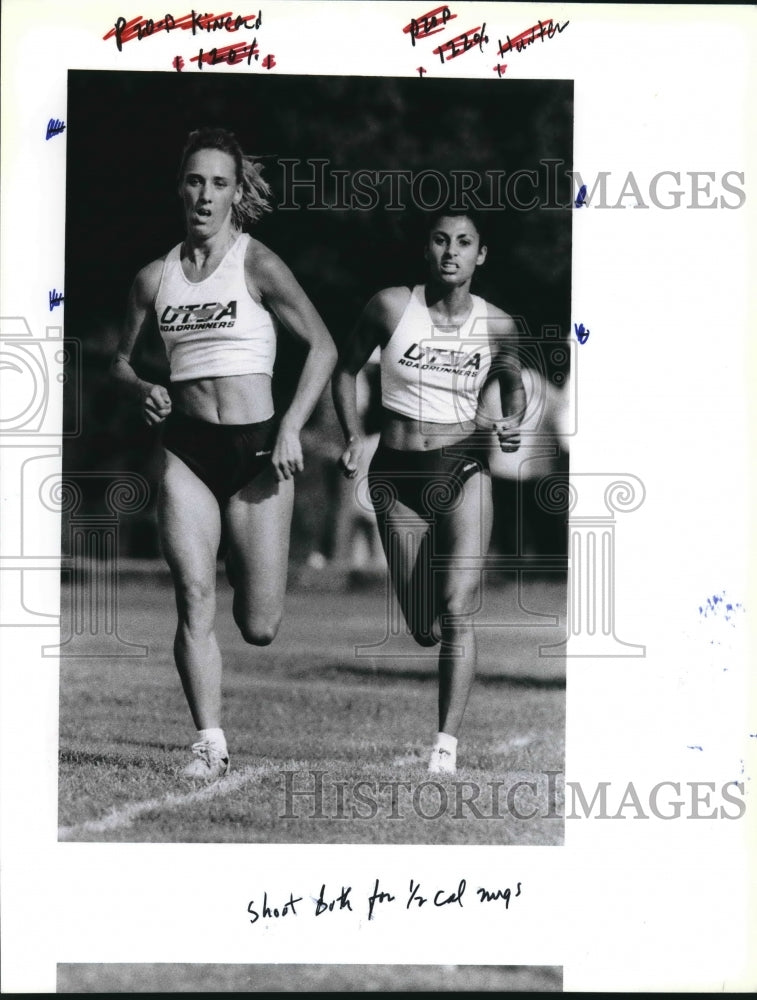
338, 436, 363, 479
272, 424, 304, 482
493, 420, 521, 453
143, 384, 172, 425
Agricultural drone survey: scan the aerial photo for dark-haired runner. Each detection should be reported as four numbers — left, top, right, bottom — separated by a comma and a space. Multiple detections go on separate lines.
333, 209, 525, 774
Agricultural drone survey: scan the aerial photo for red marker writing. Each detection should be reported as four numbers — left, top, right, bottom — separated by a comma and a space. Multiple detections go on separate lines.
403, 5, 455, 46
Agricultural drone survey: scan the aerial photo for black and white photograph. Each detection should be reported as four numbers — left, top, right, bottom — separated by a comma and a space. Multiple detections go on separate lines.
0, 1, 754, 993
57, 69, 572, 846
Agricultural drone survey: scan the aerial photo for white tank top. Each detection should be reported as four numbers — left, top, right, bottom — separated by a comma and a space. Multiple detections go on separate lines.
380, 285, 494, 424
155, 233, 276, 382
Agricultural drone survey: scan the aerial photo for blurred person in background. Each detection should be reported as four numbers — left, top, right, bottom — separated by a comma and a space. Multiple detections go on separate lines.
333, 208, 525, 775
112, 127, 337, 780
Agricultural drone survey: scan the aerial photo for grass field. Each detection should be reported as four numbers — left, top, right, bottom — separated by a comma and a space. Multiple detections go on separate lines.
58, 569, 566, 845
57, 962, 563, 993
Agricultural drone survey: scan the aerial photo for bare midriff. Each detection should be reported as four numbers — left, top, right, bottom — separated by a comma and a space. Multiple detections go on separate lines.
172, 373, 274, 425
379, 407, 480, 452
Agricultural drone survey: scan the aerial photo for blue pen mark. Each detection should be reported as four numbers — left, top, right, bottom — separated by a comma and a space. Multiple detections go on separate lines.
575, 184, 587, 207
49, 289, 64, 311
574, 322, 590, 344
697, 591, 744, 624
46, 118, 66, 140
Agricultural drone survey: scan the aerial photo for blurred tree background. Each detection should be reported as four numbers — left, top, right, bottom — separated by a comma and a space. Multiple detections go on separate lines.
64, 71, 572, 561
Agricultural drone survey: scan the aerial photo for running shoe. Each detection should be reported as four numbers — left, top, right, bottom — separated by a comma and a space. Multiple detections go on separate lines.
180, 738, 230, 780
428, 746, 456, 776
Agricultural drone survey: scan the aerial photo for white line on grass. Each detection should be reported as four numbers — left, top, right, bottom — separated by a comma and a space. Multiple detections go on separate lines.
494, 734, 538, 751
392, 752, 425, 766
58, 764, 269, 841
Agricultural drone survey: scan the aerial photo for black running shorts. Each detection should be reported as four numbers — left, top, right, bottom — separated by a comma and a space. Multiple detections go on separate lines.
163, 410, 277, 504
367, 434, 490, 521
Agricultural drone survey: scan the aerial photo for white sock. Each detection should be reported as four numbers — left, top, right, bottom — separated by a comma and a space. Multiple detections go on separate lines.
434, 732, 458, 755
198, 727, 227, 751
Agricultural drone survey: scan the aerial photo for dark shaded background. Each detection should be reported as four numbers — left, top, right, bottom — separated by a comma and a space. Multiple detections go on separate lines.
63, 71, 572, 560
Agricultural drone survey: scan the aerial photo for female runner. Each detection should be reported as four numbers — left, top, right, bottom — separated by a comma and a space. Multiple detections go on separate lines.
333, 208, 525, 775
113, 127, 337, 779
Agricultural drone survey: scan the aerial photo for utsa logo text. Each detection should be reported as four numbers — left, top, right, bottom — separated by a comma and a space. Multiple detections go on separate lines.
403, 343, 481, 369
160, 301, 237, 325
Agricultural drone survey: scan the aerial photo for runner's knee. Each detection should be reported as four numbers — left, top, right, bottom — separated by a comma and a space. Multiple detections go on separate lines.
411, 627, 441, 647
439, 584, 480, 622
403, 600, 440, 646
235, 610, 281, 646
174, 576, 215, 625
